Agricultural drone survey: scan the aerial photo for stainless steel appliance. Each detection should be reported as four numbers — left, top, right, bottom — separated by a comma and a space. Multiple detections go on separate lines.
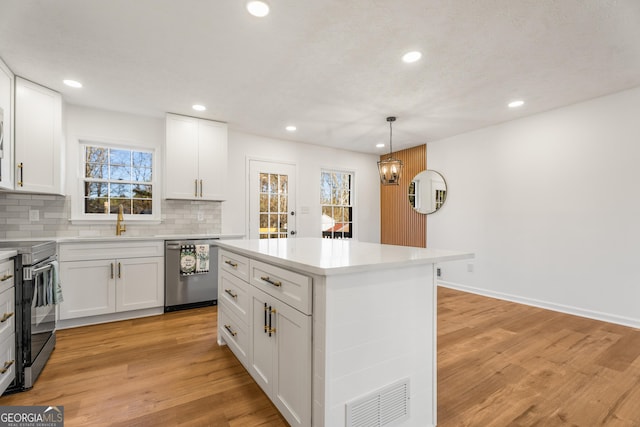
164, 239, 218, 311
0, 240, 57, 392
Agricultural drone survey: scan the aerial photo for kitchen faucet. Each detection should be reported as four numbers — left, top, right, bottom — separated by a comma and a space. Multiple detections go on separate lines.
116, 204, 126, 236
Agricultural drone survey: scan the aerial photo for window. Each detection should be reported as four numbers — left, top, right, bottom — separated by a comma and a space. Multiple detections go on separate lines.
82, 143, 155, 217
320, 170, 353, 239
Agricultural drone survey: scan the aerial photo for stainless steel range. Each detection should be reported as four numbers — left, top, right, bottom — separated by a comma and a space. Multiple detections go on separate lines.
0, 240, 57, 392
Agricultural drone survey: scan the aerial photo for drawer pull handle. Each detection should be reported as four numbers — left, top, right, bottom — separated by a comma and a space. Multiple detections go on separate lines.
0, 360, 14, 374
225, 260, 238, 268
0, 274, 13, 282
224, 289, 238, 299
0, 312, 14, 323
260, 276, 282, 287
224, 324, 237, 337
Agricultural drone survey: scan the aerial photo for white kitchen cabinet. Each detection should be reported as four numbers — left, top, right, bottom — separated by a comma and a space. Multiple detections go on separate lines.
14, 77, 63, 194
0, 58, 14, 190
249, 285, 311, 427
58, 241, 164, 322
164, 113, 227, 200
218, 249, 312, 427
218, 250, 251, 367
0, 258, 16, 395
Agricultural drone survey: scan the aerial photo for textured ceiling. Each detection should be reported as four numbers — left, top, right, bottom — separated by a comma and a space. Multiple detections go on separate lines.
1, 0, 639, 154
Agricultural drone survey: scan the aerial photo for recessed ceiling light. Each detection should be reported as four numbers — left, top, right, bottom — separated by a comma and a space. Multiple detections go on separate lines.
508, 100, 525, 108
247, 1, 269, 17
63, 79, 82, 88
402, 51, 422, 63
285, 125, 297, 132
376, 143, 385, 148
192, 104, 206, 111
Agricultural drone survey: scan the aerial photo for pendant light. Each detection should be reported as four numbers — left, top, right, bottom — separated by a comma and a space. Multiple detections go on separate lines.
377, 116, 403, 185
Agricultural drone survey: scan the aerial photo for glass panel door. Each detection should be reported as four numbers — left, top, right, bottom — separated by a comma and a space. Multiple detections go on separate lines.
249, 160, 296, 240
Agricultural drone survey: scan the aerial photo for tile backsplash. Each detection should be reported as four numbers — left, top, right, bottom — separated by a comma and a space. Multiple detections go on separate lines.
0, 193, 222, 239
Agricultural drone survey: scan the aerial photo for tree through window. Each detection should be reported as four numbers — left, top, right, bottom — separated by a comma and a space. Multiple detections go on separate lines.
83, 145, 154, 215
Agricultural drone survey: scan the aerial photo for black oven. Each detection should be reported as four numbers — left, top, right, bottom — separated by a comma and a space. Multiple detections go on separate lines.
0, 241, 57, 393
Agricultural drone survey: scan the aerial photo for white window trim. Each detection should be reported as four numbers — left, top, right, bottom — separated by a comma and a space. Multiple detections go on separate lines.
71, 139, 161, 224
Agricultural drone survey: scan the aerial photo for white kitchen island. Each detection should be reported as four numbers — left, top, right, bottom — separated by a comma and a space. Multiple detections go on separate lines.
216, 238, 473, 427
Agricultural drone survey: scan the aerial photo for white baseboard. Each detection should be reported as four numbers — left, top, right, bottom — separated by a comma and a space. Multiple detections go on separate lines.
438, 280, 640, 330
56, 307, 165, 330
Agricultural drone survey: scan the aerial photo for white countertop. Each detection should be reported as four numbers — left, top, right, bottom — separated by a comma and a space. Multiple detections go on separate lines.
216, 238, 474, 276
56, 234, 244, 243
0, 250, 18, 261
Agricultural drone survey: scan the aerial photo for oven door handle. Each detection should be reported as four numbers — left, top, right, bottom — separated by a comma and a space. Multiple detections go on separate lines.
24, 263, 53, 281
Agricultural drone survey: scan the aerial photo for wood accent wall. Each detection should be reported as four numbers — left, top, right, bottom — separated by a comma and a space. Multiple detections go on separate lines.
380, 144, 426, 247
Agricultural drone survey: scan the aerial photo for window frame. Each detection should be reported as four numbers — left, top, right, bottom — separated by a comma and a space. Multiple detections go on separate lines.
72, 140, 161, 223
320, 169, 354, 239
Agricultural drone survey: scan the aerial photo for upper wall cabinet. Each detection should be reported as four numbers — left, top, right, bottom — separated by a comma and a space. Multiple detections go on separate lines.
164, 113, 228, 201
15, 77, 64, 195
0, 58, 14, 190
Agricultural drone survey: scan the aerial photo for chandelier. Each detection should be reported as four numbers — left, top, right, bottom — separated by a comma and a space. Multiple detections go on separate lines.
377, 116, 403, 185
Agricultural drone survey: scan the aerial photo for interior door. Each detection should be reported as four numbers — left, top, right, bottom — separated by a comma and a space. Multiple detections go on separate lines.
249, 160, 296, 239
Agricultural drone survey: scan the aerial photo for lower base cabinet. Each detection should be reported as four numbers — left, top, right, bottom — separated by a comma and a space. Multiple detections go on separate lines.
0, 258, 15, 395
58, 241, 164, 321
249, 286, 311, 427
218, 249, 312, 427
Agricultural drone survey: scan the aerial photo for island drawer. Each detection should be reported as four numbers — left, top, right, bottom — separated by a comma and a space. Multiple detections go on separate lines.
219, 270, 249, 323
219, 305, 248, 367
219, 250, 250, 282
249, 259, 311, 315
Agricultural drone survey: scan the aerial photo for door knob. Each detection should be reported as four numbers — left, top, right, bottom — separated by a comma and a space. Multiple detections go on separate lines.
290, 230, 296, 235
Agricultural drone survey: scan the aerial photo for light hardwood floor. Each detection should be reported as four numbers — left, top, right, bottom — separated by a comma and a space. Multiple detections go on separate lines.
2, 288, 640, 426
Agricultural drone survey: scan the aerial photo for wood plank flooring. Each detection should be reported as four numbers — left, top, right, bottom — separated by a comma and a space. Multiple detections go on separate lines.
1, 288, 640, 426
438, 287, 640, 426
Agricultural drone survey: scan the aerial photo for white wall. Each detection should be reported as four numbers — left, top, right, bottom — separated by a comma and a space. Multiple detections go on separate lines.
427, 86, 640, 328
223, 131, 381, 243
65, 104, 165, 220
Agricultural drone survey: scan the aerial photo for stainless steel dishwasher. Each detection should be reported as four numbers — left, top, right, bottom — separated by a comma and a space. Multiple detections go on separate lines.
164, 239, 218, 312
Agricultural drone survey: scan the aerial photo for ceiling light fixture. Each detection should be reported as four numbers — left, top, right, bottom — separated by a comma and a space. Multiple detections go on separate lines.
192, 104, 206, 111
63, 79, 82, 88
247, 1, 269, 17
285, 125, 297, 132
376, 143, 385, 148
508, 100, 525, 108
402, 51, 422, 63
377, 116, 403, 185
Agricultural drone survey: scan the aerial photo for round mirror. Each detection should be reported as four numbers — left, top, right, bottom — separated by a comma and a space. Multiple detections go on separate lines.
408, 170, 447, 214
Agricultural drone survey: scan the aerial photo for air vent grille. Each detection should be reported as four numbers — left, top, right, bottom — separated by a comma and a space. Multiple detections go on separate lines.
346, 378, 410, 427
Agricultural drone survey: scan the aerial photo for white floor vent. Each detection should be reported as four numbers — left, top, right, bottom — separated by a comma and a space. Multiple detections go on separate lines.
345, 378, 410, 427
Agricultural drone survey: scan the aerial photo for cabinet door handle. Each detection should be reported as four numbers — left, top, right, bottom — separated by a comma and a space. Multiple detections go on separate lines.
194, 179, 198, 197
260, 276, 282, 287
225, 260, 238, 268
0, 312, 14, 323
0, 360, 14, 374
224, 324, 237, 337
200, 179, 203, 197
118, 262, 122, 279
17, 163, 24, 187
224, 289, 238, 299
110, 263, 114, 279
268, 305, 276, 336
0, 274, 13, 282
264, 303, 268, 334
